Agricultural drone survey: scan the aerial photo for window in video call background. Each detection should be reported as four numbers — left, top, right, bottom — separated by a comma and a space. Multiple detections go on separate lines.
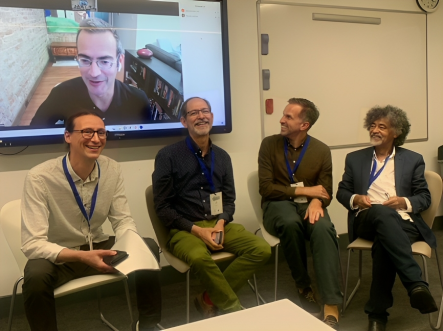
0, 0, 231, 147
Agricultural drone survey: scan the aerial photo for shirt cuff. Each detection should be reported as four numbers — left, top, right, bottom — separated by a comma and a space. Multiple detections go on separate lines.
217, 212, 231, 224
52, 247, 67, 265
286, 186, 296, 200
174, 218, 194, 233
404, 197, 413, 212
350, 194, 359, 210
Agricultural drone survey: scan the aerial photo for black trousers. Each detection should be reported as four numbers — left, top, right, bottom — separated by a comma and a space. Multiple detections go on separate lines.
22, 237, 161, 331
354, 205, 426, 322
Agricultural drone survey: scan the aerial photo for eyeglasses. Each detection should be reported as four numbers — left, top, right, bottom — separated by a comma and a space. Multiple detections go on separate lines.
186, 108, 211, 118
72, 129, 108, 139
76, 56, 119, 70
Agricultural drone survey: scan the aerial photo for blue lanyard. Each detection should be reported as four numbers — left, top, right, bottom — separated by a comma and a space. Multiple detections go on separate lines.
186, 137, 216, 193
62, 155, 100, 228
368, 154, 391, 189
284, 136, 311, 184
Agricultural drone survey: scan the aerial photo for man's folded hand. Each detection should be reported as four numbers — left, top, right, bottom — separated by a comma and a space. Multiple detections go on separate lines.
191, 225, 223, 251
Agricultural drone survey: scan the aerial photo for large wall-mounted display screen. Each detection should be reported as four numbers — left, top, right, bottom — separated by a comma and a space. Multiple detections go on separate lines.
0, 0, 231, 147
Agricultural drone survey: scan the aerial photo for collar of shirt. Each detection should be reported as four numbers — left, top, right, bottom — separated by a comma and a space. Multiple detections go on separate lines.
65, 153, 99, 183
189, 136, 213, 158
368, 146, 412, 221
80, 79, 119, 112
285, 137, 305, 150
372, 146, 396, 164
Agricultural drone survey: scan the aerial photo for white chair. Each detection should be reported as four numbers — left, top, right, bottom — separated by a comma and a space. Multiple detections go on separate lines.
0, 199, 134, 331
342, 170, 443, 329
247, 171, 281, 302
145, 186, 260, 324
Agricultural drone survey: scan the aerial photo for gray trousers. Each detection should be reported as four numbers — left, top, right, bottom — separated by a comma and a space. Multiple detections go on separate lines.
263, 200, 342, 305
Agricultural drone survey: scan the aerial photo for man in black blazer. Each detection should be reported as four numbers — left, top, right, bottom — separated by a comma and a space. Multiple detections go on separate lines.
337, 105, 437, 331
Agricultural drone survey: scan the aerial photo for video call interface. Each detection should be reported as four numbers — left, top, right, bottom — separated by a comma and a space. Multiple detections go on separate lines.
0, 0, 228, 142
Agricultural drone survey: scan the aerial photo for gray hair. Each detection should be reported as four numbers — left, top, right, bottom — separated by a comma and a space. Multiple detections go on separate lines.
364, 105, 411, 146
287, 98, 320, 130
76, 18, 124, 57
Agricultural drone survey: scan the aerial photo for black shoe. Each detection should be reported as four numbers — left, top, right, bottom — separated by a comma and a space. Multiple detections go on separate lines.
368, 320, 386, 331
324, 315, 339, 330
136, 321, 156, 331
409, 285, 438, 314
298, 287, 321, 315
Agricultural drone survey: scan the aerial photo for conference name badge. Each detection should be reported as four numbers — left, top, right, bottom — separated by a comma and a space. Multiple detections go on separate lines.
291, 182, 308, 203
210, 192, 223, 215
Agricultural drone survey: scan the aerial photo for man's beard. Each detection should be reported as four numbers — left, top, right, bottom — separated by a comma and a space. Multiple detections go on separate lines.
370, 135, 382, 146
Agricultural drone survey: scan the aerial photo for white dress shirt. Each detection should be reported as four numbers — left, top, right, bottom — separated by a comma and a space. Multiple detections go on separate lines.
21, 154, 137, 263
350, 147, 413, 221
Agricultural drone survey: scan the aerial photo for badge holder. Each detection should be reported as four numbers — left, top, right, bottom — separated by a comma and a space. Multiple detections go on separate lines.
291, 182, 308, 203
210, 192, 223, 215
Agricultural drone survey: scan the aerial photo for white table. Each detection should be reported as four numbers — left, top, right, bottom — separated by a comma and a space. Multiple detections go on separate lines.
165, 299, 334, 331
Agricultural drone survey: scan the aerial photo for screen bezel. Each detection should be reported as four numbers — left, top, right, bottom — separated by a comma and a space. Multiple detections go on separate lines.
0, 0, 231, 148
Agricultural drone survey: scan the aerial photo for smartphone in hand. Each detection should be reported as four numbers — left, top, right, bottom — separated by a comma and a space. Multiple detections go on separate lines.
213, 231, 224, 245
103, 250, 129, 267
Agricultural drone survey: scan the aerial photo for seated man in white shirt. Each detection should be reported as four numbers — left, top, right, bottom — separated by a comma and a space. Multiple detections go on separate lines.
21, 111, 161, 331
337, 105, 437, 331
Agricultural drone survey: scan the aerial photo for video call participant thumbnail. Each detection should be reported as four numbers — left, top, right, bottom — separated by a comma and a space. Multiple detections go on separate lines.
30, 18, 151, 127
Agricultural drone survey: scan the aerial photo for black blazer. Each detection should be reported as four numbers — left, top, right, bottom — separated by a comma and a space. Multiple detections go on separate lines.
336, 147, 436, 248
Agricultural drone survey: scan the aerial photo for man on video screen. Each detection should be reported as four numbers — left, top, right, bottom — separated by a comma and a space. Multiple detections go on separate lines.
30, 18, 150, 127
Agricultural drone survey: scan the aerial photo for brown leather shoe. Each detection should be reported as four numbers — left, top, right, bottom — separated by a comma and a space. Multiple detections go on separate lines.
194, 293, 218, 318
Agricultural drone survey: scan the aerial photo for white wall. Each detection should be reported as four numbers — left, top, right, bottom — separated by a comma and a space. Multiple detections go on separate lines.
1, 0, 442, 298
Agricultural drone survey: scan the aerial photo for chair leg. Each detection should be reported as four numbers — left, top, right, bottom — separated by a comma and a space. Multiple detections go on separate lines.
337, 242, 345, 296
421, 255, 429, 282
97, 280, 134, 331
247, 276, 267, 305
97, 287, 119, 331
252, 228, 277, 303
122, 279, 134, 331
342, 249, 351, 315
275, 244, 279, 302
342, 249, 363, 315
247, 243, 276, 305
253, 274, 260, 306
429, 249, 443, 330
436, 248, 443, 289
7, 276, 23, 331
186, 270, 190, 324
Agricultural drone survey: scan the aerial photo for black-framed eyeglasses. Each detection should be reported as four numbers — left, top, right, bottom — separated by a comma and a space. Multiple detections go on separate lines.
72, 129, 108, 139
186, 108, 211, 118
75, 56, 119, 70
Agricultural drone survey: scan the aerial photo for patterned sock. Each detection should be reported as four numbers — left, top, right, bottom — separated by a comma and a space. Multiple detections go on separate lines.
203, 291, 214, 306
